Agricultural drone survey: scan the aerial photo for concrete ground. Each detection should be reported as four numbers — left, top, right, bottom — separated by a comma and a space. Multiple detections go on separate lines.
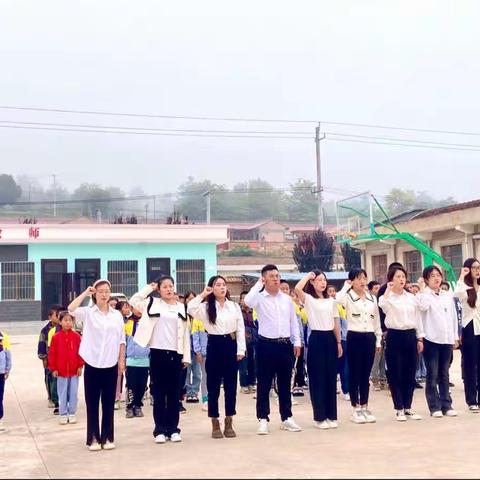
1, 328, 480, 479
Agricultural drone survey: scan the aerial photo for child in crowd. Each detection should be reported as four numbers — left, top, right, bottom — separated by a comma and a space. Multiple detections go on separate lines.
48, 312, 84, 425
38, 306, 61, 414
0, 331, 12, 432
124, 304, 150, 418
192, 317, 209, 411
115, 301, 132, 409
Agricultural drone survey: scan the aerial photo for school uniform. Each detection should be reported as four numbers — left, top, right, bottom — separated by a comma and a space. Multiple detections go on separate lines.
378, 291, 424, 411
336, 283, 382, 408
244, 281, 300, 422
131, 285, 191, 438
0, 332, 12, 421
454, 280, 480, 406
187, 296, 246, 418
416, 287, 458, 413
37, 322, 61, 407
303, 294, 339, 422
192, 319, 209, 403
68, 305, 125, 446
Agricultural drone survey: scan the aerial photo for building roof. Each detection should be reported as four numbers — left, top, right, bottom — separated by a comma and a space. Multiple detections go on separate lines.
411, 199, 480, 220
227, 220, 276, 230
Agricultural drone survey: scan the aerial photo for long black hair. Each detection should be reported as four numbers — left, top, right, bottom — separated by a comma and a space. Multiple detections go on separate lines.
304, 270, 329, 299
152, 275, 187, 321
463, 258, 480, 308
205, 275, 229, 325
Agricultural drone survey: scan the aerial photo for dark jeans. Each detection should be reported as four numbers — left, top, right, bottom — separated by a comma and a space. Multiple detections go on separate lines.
0, 373, 4, 420
256, 338, 294, 421
239, 344, 256, 387
206, 334, 238, 418
307, 331, 338, 422
461, 322, 480, 406
84, 363, 117, 446
423, 339, 453, 413
150, 349, 182, 437
385, 329, 417, 411
293, 346, 306, 388
44, 368, 58, 406
337, 340, 349, 394
347, 331, 376, 407
126, 366, 149, 409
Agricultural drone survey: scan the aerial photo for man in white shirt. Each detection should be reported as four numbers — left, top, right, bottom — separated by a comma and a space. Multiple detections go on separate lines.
245, 264, 302, 435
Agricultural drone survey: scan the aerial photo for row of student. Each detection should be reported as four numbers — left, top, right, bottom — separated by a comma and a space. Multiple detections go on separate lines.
36, 257, 479, 450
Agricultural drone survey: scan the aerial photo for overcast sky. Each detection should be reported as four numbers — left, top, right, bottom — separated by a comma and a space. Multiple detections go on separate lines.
1, 0, 479, 203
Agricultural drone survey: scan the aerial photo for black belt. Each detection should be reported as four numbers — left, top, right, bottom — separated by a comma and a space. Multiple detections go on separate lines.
259, 335, 291, 344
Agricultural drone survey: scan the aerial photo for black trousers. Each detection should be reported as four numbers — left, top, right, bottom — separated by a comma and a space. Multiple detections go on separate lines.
423, 339, 453, 413
385, 329, 417, 410
461, 322, 480, 406
0, 373, 4, 420
347, 331, 376, 407
256, 338, 294, 421
294, 347, 306, 388
150, 349, 182, 437
126, 366, 149, 409
307, 330, 338, 421
84, 363, 117, 446
205, 334, 238, 418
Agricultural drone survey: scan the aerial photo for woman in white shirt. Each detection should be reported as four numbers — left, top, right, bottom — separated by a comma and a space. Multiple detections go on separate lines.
337, 268, 382, 424
416, 266, 459, 418
454, 258, 480, 412
378, 266, 424, 422
68, 279, 126, 451
295, 271, 342, 430
187, 275, 246, 439
130, 276, 191, 444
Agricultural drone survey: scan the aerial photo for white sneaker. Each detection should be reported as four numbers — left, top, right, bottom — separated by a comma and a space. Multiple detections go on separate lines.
59, 415, 68, 425
361, 408, 376, 423
327, 419, 338, 429
314, 420, 330, 430
404, 409, 422, 420
431, 410, 443, 418
445, 409, 458, 417
102, 441, 116, 450
350, 409, 366, 424
396, 410, 407, 422
469, 405, 479, 413
291, 395, 299, 406
88, 441, 102, 452
170, 433, 182, 443
280, 417, 302, 432
201, 402, 208, 412
343, 393, 350, 401
155, 434, 167, 444
257, 419, 269, 435
68, 415, 77, 424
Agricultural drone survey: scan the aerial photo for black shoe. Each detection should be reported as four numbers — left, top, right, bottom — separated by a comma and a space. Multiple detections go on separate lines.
53, 408, 59, 415
133, 407, 144, 417
179, 404, 187, 414
415, 382, 423, 389
449, 382, 455, 387
126, 408, 134, 418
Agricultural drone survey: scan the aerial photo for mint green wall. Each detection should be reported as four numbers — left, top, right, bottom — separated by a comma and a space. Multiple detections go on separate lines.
28, 243, 217, 301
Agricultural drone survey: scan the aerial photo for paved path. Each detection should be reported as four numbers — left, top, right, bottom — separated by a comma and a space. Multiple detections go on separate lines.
2, 333, 479, 479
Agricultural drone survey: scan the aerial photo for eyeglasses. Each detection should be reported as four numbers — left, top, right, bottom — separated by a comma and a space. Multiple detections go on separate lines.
471, 266, 480, 271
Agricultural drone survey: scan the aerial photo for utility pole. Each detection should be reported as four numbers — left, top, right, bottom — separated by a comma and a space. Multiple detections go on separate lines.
51, 174, 57, 217
315, 123, 326, 230
152, 195, 156, 223
145, 203, 149, 224
203, 190, 211, 224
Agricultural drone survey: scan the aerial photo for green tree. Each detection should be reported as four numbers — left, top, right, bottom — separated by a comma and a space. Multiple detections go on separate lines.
385, 188, 417, 216
0, 174, 22, 204
286, 179, 317, 222
293, 229, 334, 272
341, 242, 361, 271
72, 183, 124, 218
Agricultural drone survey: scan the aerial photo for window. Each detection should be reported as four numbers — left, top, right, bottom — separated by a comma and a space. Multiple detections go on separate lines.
176, 259, 205, 295
371, 254, 388, 284
107, 260, 138, 297
231, 229, 259, 241
404, 251, 422, 282
441, 244, 463, 278
1, 262, 35, 300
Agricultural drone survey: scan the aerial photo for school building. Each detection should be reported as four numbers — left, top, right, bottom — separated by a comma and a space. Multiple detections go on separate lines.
0, 223, 228, 321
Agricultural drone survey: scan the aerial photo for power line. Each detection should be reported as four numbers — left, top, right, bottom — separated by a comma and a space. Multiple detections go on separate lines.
2, 105, 480, 137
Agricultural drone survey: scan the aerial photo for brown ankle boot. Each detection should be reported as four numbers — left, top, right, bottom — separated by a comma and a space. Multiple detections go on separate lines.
211, 418, 223, 439
224, 416, 236, 438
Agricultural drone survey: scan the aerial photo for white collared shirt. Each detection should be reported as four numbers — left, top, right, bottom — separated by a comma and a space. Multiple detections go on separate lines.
70, 305, 125, 368
187, 296, 246, 355
149, 300, 184, 351
304, 294, 338, 331
416, 287, 459, 344
244, 280, 301, 347
336, 282, 382, 347
378, 290, 424, 338
454, 280, 480, 333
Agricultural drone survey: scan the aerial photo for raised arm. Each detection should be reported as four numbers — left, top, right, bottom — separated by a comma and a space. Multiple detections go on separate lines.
294, 272, 316, 304
454, 267, 471, 302
186, 286, 212, 322
335, 281, 352, 307
129, 283, 157, 311
244, 279, 264, 309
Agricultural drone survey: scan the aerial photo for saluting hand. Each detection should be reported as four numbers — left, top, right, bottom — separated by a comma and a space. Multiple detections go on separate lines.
417, 278, 426, 291
149, 282, 158, 291
84, 286, 95, 296
460, 267, 470, 279
201, 286, 213, 298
